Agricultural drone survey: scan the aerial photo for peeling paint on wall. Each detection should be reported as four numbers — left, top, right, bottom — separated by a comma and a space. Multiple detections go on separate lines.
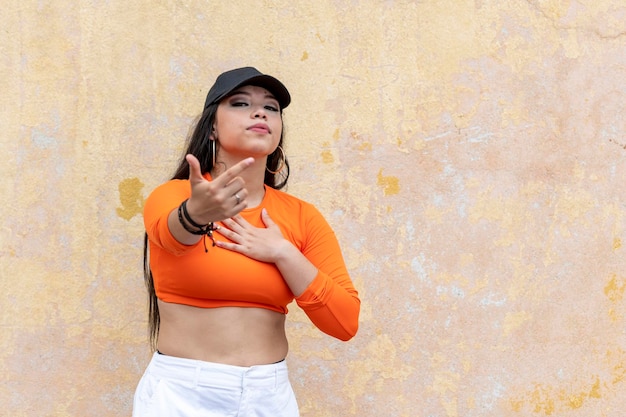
116, 178, 145, 221
376, 169, 400, 196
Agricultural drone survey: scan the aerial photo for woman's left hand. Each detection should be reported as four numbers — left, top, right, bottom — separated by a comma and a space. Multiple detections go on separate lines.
215, 208, 289, 263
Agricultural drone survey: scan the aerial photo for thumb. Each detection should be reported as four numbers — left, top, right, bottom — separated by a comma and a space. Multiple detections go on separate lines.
261, 208, 275, 227
186, 154, 205, 185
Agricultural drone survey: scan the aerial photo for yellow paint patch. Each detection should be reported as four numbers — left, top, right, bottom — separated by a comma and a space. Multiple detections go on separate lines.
377, 169, 400, 196
300, 51, 308, 61
357, 142, 372, 151
509, 375, 610, 415
320, 150, 334, 164
608, 348, 626, 384
589, 377, 601, 398
566, 393, 584, 409
613, 237, 622, 250
116, 177, 145, 221
349, 131, 372, 151
510, 398, 523, 412
530, 385, 556, 415
604, 274, 625, 302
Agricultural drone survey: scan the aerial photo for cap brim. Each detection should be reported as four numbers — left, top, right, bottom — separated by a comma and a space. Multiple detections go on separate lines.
230, 75, 291, 109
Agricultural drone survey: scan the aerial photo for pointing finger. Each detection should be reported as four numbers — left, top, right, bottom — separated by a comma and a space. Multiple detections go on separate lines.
213, 157, 255, 187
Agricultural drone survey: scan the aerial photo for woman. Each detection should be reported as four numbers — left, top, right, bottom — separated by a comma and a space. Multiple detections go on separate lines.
133, 67, 360, 417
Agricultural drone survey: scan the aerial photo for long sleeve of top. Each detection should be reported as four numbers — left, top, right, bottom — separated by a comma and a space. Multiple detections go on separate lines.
143, 175, 360, 341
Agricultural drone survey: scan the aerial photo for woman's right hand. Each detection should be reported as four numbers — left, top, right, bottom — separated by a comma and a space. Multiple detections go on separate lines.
185, 154, 254, 224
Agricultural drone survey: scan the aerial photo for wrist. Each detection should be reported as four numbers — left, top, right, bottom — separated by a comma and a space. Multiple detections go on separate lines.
184, 199, 206, 226
273, 240, 297, 263
177, 200, 217, 250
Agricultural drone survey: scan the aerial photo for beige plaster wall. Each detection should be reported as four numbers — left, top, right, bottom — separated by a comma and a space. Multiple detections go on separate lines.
2, 1, 626, 416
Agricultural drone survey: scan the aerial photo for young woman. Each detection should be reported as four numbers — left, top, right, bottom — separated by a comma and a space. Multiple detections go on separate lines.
132, 67, 360, 416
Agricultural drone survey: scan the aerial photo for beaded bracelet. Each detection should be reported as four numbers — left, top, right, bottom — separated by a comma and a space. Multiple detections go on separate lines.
177, 199, 217, 252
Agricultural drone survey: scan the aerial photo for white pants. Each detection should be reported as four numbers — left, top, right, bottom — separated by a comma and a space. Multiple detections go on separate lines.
133, 352, 299, 417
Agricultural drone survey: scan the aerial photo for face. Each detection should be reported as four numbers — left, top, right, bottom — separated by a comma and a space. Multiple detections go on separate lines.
212, 85, 283, 163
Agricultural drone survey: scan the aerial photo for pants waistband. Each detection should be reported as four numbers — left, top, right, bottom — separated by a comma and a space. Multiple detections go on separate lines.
146, 352, 289, 389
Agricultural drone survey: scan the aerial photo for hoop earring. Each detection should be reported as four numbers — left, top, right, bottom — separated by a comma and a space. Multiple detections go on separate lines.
266, 146, 286, 175
211, 139, 217, 167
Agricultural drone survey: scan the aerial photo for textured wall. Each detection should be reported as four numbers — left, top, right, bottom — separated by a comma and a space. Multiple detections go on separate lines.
2, 1, 626, 416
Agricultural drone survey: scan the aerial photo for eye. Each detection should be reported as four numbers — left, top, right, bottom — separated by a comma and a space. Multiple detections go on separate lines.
231, 100, 249, 107
264, 104, 279, 112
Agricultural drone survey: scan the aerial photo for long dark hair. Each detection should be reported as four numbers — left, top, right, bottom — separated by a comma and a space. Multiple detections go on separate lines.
143, 101, 290, 350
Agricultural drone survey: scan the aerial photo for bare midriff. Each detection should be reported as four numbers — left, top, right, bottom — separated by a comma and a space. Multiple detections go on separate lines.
156, 300, 289, 367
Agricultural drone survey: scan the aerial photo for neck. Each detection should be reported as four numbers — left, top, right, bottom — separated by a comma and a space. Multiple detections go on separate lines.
211, 157, 267, 208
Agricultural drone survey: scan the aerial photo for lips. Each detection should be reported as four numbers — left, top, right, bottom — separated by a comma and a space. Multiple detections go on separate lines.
248, 123, 270, 133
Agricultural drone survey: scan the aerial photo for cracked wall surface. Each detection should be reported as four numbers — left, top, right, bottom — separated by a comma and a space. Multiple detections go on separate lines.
2, 1, 626, 416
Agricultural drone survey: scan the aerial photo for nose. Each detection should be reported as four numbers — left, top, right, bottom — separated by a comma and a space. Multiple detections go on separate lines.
252, 106, 267, 119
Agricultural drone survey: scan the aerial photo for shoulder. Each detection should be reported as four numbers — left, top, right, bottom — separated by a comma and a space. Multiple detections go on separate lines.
144, 179, 190, 215
264, 187, 331, 231
265, 187, 318, 213
147, 179, 190, 200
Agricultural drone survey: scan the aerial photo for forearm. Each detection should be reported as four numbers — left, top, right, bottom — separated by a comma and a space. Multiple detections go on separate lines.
167, 206, 203, 246
274, 242, 318, 296
295, 271, 360, 340
275, 240, 360, 341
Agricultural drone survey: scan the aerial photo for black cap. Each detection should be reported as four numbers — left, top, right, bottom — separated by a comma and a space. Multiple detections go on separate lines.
204, 67, 291, 110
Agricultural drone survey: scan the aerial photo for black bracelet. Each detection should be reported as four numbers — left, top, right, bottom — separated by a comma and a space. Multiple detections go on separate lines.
178, 203, 205, 235
177, 200, 217, 252
181, 199, 207, 230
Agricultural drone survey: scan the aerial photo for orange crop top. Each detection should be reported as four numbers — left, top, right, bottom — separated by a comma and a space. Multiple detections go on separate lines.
144, 175, 360, 341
